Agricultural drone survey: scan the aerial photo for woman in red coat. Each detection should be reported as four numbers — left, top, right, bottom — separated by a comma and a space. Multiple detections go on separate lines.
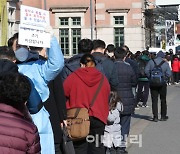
172, 56, 179, 83
63, 53, 110, 154
0, 73, 41, 154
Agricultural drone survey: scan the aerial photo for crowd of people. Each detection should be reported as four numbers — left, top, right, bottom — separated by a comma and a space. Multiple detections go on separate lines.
0, 27, 176, 154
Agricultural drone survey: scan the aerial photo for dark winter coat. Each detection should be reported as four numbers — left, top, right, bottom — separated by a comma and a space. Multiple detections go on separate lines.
125, 57, 139, 80
0, 59, 18, 73
0, 103, 41, 154
114, 60, 137, 115
92, 52, 118, 90
61, 53, 84, 81
62, 52, 118, 90
44, 73, 67, 144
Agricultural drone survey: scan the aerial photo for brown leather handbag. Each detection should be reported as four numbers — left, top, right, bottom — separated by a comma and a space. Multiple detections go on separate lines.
66, 75, 104, 141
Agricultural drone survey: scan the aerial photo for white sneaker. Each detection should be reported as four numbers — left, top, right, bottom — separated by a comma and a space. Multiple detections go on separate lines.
135, 106, 140, 110
141, 105, 149, 108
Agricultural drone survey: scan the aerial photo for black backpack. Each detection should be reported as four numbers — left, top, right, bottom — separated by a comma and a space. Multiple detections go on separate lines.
137, 59, 147, 78
149, 60, 165, 87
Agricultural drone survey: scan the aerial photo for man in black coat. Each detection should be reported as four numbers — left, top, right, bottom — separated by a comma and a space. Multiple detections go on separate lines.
91, 39, 118, 90
114, 47, 137, 154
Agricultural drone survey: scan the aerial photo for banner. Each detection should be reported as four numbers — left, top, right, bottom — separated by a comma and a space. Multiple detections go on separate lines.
18, 5, 50, 48
0, 0, 8, 46
165, 20, 176, 53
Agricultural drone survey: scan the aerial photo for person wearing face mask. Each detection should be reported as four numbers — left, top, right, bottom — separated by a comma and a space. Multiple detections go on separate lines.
15, 26, 64, 154
104, 44, 116, 61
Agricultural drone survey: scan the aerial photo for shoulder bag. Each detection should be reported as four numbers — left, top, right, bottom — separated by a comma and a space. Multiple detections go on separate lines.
66, 75, 104, 141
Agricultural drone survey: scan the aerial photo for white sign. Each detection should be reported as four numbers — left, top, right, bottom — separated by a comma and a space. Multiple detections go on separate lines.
18, 24, 50, 48
18, 5, 50, 48
20, 5, 49, 27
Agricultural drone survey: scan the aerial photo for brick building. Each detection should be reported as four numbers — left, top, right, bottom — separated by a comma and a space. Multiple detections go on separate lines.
2, 0, 156, 55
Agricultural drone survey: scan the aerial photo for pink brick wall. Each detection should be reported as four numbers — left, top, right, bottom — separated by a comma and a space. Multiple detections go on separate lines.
21, 0, 155, 27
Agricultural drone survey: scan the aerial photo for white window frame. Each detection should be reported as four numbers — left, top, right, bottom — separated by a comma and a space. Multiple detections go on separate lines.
110, 13, 127, 46
54, 12, 85, 57
59, 16, 82, 56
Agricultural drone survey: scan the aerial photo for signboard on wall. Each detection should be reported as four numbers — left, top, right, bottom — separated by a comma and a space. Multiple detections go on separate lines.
18, 5, 50, 48
156, 0, 180, 5
165, 20, 176, 53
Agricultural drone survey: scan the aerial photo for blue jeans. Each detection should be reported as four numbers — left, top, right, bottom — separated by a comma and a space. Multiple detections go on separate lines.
120, 114, 131, 148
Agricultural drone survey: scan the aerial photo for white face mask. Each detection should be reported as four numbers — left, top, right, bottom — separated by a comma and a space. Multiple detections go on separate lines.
107, 52, 114, 57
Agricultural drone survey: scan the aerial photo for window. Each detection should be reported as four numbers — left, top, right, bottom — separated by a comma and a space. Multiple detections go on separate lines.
114, 28, 124, 47
114, 16, 124, 25
60, 17, 69, 26
60, 29, 69, 55
113, 16, 124, 47
72, 29, 81, 55
59, 17, 81, 56
72, 17, 81, 25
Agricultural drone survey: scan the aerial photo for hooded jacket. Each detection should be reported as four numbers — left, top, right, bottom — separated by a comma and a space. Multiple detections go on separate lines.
172, 57, 179, 72
63, 67, 110, 124
145, 57, 172, 79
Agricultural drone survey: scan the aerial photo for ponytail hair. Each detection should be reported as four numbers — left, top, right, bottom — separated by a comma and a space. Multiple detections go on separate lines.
109, 91, 121, 110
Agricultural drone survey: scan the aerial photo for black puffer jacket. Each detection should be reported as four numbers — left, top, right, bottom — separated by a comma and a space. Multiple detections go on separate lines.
114, 60, 137, 114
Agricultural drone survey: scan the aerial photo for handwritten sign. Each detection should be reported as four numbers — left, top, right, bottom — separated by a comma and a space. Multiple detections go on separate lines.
19, 24, 50, 48
18, 5, 50, 48
20, 5, 49, 27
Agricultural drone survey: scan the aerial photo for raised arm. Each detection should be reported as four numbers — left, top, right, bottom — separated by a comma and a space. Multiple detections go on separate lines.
41, 36, 64, 82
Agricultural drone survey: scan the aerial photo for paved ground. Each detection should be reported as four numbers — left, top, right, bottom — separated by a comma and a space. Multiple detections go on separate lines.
127, 84, 180, 154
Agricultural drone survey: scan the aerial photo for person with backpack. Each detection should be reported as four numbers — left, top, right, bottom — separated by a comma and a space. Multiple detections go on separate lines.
145, 51, 171, 122
136, 50, 150, 108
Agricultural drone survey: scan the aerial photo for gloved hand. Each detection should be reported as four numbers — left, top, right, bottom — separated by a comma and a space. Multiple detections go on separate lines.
45, 25, 54, 39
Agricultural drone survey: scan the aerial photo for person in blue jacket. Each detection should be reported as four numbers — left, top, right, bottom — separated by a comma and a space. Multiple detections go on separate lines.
15, 28, 64, 154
